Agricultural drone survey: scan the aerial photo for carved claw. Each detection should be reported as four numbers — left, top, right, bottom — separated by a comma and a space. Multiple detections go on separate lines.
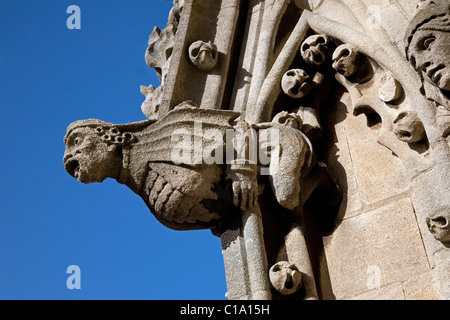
230, 173, 259, 211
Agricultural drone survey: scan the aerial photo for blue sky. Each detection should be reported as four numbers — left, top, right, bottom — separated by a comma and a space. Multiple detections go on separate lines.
0, 0, 227, 299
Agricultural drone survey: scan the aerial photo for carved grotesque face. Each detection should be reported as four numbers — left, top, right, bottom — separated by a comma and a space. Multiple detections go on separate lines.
281, 68, 311, 99
332, 44, 359, 77
300, 34, 332, 66
393, 111, 426, 143
269, 261, 303, 296
427, 207, 450, 243
63, 126, 122, 184
188, 40, 218, 72
408, 28, 450, 91
272, 111, 303, 130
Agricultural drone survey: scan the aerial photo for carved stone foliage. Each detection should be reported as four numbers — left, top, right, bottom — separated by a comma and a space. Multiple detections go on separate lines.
141, 0, 185, 120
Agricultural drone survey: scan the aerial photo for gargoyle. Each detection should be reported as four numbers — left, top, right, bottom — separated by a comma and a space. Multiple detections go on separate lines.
63, 103, 339, 232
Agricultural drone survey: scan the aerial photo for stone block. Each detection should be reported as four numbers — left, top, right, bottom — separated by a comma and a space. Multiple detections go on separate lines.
379, 4, 410, 46
347, 282, 405, 300
343, 110, 410, 207
403, 272, 442, 300
394, 0, 418, 19
324, 198, 430, 299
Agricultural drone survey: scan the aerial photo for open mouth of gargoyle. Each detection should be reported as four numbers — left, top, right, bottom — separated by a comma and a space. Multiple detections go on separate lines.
65, 158, 81, 179
291, 81, 311, 96
428, 64, 445, 83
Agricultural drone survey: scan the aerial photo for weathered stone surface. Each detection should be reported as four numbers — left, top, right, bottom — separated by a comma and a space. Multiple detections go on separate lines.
348, 282, 406, 300
348, 271, 441, 300
324, 91, 411, 219
403, 272, 442, 300
324, 198, 429, 299
324, 93, 364, 218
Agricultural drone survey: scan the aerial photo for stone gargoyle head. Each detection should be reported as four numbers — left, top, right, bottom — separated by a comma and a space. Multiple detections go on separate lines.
63, 119, 139, 184
63, 108, 234, 232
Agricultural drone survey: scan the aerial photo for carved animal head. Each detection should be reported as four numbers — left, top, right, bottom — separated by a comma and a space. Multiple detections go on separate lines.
63, 120, 134, 184
405, 2, 450, 91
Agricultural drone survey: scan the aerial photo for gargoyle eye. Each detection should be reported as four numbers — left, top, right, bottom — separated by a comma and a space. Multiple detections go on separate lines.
74, 137, 81, 146
423, 37, 435, 50
417, 35, 435, 51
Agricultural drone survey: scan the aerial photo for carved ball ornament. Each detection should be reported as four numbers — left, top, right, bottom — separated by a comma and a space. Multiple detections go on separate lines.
95, 126, 135, 147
